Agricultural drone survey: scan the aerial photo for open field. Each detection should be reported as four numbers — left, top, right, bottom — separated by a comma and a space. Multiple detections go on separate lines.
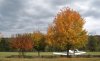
0, 52, 100, 57
0, 52, 100, 61
85, 52, 100, 55
0, 52, 53, 58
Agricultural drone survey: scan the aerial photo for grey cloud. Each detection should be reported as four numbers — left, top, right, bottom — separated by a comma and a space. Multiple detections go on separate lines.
21, 5, 55, 20
83, 9, 100, 19
0, 0, 26, 18
91, 0, 100, 8
0, 0, 100, 37
81, 0, 100, 19
0, 0, 27, 31
0, 0, 28, 36
45, 0, 67, 6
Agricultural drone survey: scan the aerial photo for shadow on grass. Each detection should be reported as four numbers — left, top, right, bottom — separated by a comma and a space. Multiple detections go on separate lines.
5, 55, 100, 59
5, 55, 59, 59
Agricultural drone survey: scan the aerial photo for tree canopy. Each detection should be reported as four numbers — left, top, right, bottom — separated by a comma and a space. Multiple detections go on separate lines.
47, 7, 88, 56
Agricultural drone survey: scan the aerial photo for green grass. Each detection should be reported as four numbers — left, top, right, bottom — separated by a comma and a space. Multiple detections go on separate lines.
0, 52, 100, 61
0, 52, 100, 57
0, 52, 53, 58
86, 52, 100, 55
26, 52, 53, 56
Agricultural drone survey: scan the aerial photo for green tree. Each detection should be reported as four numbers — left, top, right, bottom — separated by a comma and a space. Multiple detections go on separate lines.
47, 8, 88, 57
32, 31, 46, 57
96, 36, 100, 51
0, 38, 10, 51
87, 35, 98, 51
0, 33, 2, 42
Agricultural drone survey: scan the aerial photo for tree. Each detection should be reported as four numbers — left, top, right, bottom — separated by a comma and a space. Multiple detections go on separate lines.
0, 38, 10, 51
0, 33, 2, 41
46, 7, 88, 57
32, 31, 46, 57
87, 35, 98, 51
95, 35, 100, 51
10, 33, 33, 58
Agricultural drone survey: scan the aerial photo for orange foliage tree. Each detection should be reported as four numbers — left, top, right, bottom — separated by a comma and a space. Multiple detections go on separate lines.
47, 8, 88, 57
32, 31, 46, 56
10, 33, 33, 57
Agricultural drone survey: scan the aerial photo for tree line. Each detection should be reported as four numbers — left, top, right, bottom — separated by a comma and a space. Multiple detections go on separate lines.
0, 35, 100, 52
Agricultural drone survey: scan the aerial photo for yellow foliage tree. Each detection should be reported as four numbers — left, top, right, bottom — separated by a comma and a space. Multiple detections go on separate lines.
32, 31, 46, 56
47, 8, 88, 57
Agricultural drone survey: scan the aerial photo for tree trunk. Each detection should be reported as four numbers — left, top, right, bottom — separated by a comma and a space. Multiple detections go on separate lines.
19, 51, 21, 57
67, 48, 70, 57
73, 49, 76, 57
66, 44, 71, 58
38, 51, 40, 57
18, 49, 21, 58
21, 49, 25, 58
22, 51, 24, 58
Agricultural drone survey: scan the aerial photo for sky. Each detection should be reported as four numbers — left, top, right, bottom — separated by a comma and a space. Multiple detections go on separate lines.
0, 0, 100, 37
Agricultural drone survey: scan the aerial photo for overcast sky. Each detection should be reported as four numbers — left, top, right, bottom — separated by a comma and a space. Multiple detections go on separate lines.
0, 0, 100, 37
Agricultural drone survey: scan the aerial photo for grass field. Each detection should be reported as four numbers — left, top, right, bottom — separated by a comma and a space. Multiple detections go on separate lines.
0, 52, 53, 58
85, 52, 100, 55
0, 52, 100, 57
0, 52, 100, 61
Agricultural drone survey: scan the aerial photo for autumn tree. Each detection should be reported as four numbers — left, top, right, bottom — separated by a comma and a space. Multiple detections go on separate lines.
47, 8, 88, 57
10, 33, 33, 58
32, 31, 46, 56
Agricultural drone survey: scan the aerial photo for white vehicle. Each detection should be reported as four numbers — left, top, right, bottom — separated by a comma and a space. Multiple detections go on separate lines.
53, 49, 86, 55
